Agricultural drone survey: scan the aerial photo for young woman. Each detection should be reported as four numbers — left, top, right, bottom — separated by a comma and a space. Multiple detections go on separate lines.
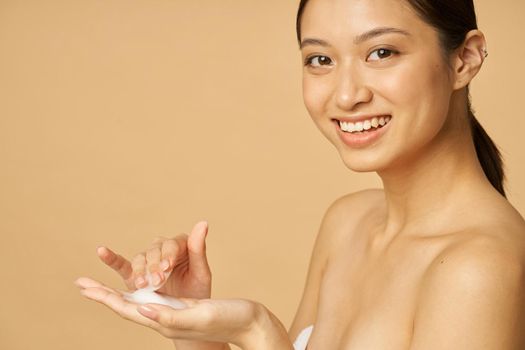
76, 0, 525, 349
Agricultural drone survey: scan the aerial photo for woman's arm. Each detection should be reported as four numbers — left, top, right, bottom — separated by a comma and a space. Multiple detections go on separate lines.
172, 340, 231, 350
76, 277, 294, 350
246, 303, 295, 350
98, 222, 232, 350
409, 236, 525, 350
170, 307, 293, 350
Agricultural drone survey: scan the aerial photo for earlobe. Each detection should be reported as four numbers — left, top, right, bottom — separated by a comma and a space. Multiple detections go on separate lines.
452, 29, 487, 90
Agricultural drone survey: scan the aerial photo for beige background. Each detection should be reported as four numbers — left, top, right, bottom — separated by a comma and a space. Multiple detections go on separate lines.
0, 0, 523, 349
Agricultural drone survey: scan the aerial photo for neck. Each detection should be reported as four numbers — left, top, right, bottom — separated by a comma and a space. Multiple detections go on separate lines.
376, 114, 496, 240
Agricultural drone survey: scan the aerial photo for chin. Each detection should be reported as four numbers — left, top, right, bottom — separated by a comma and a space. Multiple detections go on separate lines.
337, 149, 392, 173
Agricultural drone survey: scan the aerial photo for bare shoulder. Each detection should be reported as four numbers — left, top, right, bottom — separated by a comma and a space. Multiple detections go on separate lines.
423, 208, 525, 294
304, 185, 385, 268
319, 188, 385, 246
424, 230, 525, 290
411, 226, 525, 349
424, 197, 525, 281
329, 187, 385, 211
288, 188, 385, 339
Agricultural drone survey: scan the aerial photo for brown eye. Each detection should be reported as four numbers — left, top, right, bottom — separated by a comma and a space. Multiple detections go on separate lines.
367, 48, 396, 61
305, 55, 332, 67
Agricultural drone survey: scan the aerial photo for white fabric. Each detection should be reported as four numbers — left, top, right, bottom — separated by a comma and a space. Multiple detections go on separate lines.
293, 325, 314, 350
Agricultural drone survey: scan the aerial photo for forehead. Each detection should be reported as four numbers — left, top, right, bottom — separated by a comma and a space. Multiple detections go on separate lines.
300, 0, 436, 45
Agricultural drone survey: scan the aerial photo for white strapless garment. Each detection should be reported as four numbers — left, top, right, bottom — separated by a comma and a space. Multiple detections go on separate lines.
293, 325, 314, 350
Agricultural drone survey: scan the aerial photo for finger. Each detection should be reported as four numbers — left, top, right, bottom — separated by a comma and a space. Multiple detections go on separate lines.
187, 221, 211, 278
96, 246, 133, 281
137, 302, 205, 330
146, 240, 163, 273
131, 253, 147, 288
160, 235, 187, 270
75, 277, 124, 296
146, 241, 164, 287
80, 286, 160, 330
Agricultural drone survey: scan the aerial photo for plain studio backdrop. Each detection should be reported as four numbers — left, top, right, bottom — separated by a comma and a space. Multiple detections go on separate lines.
0, 0, 523, 349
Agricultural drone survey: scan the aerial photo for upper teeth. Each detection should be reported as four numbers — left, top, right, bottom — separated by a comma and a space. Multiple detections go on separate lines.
339, 116, 391, 132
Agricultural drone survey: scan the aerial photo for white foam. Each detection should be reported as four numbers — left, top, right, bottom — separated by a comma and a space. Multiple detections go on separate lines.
124, 289, 187, 309
123, 270, 187, 309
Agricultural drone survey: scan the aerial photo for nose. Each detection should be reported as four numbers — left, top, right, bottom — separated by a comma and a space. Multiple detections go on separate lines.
333, 65, 372, 111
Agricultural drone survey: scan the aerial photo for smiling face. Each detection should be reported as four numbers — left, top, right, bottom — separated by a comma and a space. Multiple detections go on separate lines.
300, 0, 458, 172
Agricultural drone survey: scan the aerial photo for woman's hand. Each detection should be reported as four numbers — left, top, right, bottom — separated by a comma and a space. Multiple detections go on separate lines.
74, 277, 291, 349
97, 221, 211, 299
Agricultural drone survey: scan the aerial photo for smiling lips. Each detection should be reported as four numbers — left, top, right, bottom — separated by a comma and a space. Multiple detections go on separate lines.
333, 115, 392, 148
336, 115, 391, 133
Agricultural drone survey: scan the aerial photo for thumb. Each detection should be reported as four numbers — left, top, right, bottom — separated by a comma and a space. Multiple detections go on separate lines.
137, 302, 201, 330
187, 221, 211, 276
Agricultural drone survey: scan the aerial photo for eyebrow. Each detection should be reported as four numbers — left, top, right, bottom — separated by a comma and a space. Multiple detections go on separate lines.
300, 27, 411, 49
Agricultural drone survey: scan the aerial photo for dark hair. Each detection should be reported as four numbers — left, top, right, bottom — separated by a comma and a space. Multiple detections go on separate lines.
296, 0, 506, 197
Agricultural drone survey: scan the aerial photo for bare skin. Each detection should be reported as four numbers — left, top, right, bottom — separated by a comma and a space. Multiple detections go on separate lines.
78, 0, 525, 348
289, 189, 525, 349
289, 0, 525, 349
81, 219, 294, 350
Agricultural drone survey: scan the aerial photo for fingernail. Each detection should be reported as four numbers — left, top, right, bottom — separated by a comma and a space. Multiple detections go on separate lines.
152, 273, 162, 286
136, 276, 146, 287
138, 305, 158, 319
196, 221, 208, 233
73, 278, 84, 287
160, 259, 170, 271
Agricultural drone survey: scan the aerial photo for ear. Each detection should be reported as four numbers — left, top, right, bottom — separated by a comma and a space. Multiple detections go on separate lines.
452, 29, 487, 90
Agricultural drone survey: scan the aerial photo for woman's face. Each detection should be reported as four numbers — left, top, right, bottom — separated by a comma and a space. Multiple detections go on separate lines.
300, 0, 456, 172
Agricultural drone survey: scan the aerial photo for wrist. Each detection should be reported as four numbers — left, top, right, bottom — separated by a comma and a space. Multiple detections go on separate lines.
172, 339, 228, 350
235, 303, 293, 350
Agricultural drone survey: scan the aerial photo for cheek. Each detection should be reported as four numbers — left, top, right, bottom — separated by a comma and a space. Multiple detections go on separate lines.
374, 58, 451, 130
302, 76, 330, 120
363, 57, 453, 168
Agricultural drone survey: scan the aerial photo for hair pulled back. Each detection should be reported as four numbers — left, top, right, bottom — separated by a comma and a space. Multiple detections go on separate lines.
296, 0, 506, 197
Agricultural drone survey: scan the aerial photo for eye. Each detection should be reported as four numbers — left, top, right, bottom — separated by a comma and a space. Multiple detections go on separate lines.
304, 55, 333, 68
367, 48, 397, 62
